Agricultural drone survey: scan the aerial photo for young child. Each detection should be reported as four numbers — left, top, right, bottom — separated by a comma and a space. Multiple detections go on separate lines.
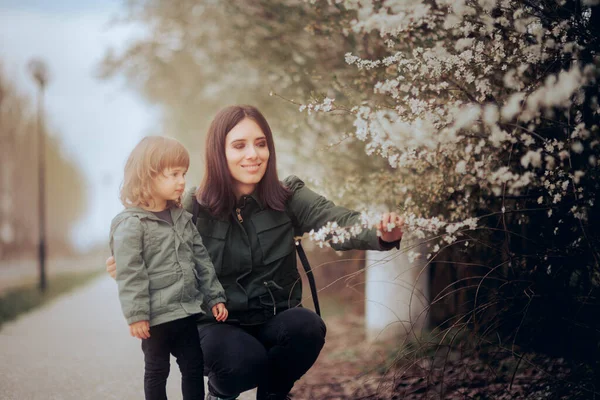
109, 136, 227, 400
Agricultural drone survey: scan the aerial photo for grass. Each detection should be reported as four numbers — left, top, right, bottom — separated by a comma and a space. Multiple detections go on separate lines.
0, 269, 102, 329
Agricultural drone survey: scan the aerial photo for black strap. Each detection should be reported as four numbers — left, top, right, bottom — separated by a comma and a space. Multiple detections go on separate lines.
191, 198, 321, 317
295, 239, 321, 316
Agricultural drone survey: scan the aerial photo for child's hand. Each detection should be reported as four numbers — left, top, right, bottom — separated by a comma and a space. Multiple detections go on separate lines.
130, 320, 150, 339
212, 303, 228, 322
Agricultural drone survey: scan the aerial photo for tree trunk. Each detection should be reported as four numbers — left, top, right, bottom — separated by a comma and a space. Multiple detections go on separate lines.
365, 234, 429, 342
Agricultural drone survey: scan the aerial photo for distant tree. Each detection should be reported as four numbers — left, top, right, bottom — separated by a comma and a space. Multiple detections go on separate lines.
0, 66, 87, 258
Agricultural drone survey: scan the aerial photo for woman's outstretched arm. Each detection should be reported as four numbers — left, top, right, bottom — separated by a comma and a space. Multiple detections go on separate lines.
284, 175, 403, 251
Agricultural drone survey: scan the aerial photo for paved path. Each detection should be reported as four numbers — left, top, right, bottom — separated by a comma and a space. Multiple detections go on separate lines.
0, 276, 256, 399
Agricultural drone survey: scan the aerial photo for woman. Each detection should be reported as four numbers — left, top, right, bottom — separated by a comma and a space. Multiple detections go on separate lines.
107, 105, 404, 400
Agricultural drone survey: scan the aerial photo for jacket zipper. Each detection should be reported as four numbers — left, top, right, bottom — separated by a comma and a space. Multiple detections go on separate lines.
235, 196, 248, 223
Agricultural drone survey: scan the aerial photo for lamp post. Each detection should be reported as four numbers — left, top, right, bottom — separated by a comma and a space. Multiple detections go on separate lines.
28, 59, 49, 292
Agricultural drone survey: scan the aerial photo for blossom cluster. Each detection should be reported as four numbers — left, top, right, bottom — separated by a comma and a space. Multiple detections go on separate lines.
298, 97, 336, 114
303, 0, 599, 265
308, 209, 480, 262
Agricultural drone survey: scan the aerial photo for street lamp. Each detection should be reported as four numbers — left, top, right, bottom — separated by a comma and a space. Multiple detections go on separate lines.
28, 58, 50, 292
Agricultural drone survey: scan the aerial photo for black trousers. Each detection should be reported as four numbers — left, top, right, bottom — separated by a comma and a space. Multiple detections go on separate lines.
142, 315, 204, 400
198, 307, 327, 398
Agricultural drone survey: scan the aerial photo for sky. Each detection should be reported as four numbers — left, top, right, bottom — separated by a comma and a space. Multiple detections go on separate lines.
0, 0, 157, 250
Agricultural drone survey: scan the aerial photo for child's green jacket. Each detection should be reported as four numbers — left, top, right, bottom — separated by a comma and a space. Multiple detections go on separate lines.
109, 206, 226, 327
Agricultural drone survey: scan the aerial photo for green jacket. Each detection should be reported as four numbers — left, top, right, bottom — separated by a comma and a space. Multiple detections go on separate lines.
109, 207, 226, 327
183, 175, 396, 326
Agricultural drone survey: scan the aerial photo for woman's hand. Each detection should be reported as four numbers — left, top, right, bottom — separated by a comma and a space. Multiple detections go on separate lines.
378, 212, 404, 243
129, 320, 150, 339
212, 303, 229, 322
106, 256, 116, 279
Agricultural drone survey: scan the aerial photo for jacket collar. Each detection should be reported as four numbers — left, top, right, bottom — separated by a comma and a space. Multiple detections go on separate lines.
236, 191, 265, 211
121, 206, 186, 223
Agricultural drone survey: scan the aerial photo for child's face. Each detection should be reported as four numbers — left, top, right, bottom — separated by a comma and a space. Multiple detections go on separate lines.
152, 166, 187, 205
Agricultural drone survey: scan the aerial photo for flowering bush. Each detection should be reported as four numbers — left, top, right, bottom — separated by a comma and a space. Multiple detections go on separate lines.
297, 0, 600, 370
303, 0, 598, 256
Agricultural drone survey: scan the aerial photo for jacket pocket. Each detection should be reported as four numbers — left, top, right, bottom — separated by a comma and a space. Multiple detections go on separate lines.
252, 211, 295, 265
149, 272, 179, 289
143, 219, 168, 248
196, 218, 229, 274
149, 272, 179, 313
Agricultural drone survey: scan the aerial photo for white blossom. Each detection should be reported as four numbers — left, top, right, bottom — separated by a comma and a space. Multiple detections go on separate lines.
571, 141, 584, 154
520, 150, 542, 168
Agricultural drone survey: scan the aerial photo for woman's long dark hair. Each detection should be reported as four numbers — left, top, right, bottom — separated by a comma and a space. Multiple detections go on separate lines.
197, 105, 291, 218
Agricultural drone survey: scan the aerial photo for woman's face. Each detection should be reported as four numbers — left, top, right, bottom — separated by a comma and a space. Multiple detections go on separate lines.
225, 118, 270, 197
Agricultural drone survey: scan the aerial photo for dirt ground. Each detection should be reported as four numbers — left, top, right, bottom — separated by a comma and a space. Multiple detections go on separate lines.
289, 300, 590, 400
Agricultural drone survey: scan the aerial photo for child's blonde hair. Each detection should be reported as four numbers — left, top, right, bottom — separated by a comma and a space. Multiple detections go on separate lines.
120, 136, 190, 208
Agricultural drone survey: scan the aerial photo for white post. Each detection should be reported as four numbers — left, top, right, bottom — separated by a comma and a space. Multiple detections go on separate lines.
365, 234, 429, 342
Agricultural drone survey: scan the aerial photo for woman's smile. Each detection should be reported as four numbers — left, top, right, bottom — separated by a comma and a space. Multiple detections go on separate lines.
241, 163, 262, 172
